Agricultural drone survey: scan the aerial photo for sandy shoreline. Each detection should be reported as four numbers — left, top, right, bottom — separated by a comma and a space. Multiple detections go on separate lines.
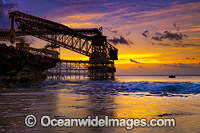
1, 82, 200, 132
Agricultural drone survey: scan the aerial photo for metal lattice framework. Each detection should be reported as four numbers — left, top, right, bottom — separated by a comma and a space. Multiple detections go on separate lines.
0, 11, 118, 79
48, 60, 115, 79
8, 11, 118, 59
48, 60, 89, 79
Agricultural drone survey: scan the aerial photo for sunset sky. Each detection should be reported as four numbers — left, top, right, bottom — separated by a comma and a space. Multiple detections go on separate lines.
0, 0, 200, 75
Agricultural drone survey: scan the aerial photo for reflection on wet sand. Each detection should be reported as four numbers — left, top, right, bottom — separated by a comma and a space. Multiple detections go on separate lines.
54, 88, 116, 133
114, 95, 200, 132
0, 90, 58, 132
1, 81, 200, 132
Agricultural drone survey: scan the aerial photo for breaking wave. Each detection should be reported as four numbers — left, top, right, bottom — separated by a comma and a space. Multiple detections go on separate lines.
39, 79, 200, 96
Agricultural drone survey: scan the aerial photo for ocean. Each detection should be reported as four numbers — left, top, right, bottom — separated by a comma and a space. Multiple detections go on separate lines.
0, 76, 200, 132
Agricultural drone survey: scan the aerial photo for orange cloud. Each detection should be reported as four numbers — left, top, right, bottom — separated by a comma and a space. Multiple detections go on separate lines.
63, 22, 98, 28
62, 13, 106, 21
59, 8, 128, 21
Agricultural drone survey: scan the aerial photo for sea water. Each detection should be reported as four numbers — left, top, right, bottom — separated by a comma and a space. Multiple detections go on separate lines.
0, 76, 200, 132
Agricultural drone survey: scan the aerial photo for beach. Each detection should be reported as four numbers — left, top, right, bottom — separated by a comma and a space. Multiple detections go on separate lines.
0, 76, 200, 132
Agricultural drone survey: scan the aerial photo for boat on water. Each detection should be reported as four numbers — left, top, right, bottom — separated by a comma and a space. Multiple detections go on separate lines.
169, 75, 176, 78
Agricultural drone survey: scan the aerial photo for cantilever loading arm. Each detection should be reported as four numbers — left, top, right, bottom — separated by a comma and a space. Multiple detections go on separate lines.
8, 11, 118, 59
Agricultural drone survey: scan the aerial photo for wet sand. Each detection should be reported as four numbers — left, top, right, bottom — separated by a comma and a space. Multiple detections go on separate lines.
1, 80, 200, 132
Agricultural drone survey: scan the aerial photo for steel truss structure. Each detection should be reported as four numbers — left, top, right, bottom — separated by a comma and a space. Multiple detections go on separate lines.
48, 60, 115, 80
48, 60, 89, 79
0, 11, 118, 79
9, 11, 117, 59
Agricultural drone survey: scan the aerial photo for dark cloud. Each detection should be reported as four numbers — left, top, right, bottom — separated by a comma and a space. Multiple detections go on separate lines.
111, 30, 118, 34
108, 35, 134, 46
152, 42, 170, 47
141, 23, 200, 47
150, 31, 187, 41
130, 58, 141, 63
105, 28, 118, 34
173, 22, 180, 31
0, 0, 18, 29
152, 42, 200, 47
164, 31, 187, 40
142, 30, 149, 38
151, 31, 163, 41
186, 57, 195, 60
106, 28, 133, 46
173, 43, 200, 47
138, 65, 143, 69
173, 22, 176, 28
126, 32, 131, 36
160, 63, 193, 68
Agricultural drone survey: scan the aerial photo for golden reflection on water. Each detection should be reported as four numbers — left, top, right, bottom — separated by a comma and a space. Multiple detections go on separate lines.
1, 83, 200, 132
114, 94, 200, 118
53, 87, 200, 132
113, 94, 200, 132
54, 89, 116, 132
54, 89, 89, 117
115, 95, 164, 118
54, 89, 116, 118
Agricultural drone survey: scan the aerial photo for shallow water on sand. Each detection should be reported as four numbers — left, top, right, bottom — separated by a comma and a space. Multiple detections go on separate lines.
0, 76, 200, 132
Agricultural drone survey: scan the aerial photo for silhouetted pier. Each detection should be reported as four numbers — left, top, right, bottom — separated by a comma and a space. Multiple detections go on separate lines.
0, 11, 118, 80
